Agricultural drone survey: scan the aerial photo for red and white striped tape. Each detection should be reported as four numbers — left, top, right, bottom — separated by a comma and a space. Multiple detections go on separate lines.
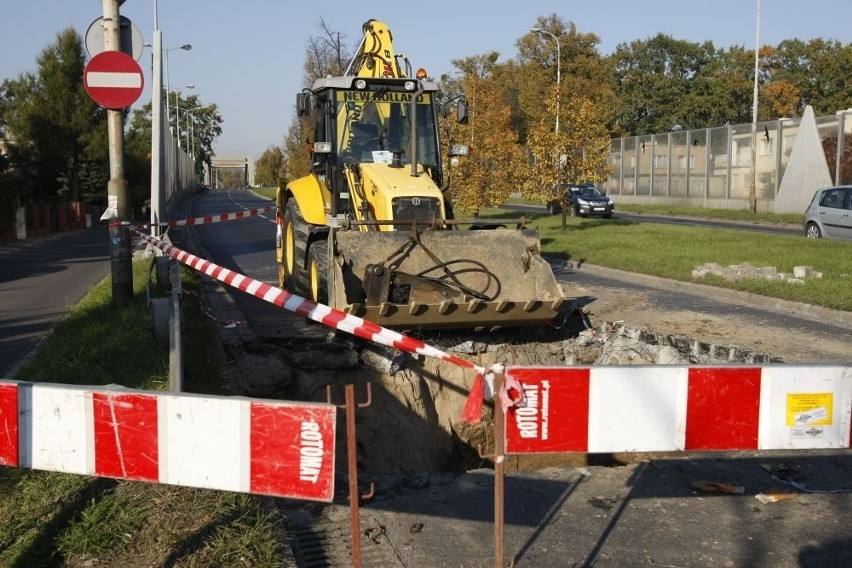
505, 365, 852, 454
0, 381, 337, 501
144, 205, 276, 228
130, 227, 485, 374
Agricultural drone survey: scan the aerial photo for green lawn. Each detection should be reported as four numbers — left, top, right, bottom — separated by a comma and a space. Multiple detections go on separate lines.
529, 213, 852, 312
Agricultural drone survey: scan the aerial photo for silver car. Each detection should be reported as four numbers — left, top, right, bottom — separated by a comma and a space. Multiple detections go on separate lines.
804, 185, 852, 240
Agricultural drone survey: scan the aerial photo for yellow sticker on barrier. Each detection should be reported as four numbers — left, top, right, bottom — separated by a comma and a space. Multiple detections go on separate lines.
786, 393, 833, 426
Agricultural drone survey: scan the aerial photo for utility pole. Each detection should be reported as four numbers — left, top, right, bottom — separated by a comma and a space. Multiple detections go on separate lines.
150, 0, 165, 238
102, 0, 133, 304
749, 0, 761, 214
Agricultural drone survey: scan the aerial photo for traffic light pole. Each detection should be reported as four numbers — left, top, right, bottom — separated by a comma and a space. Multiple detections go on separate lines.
102, 0, 133, 305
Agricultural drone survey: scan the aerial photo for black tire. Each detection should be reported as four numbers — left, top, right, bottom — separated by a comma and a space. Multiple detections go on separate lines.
281, 199, 310, 296
603, 213, 612, 219
805, 222, 822, 239
307, 238, 328, 305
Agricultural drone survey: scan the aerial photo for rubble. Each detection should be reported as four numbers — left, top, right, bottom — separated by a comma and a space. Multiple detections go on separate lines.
564, 321, 778, 365
692, 262, 823, 284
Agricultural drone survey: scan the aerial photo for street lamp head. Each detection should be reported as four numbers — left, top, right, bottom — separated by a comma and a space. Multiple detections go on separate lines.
166, 44, 192, 53
530, 27, 542, 33
185, 84, 195, 89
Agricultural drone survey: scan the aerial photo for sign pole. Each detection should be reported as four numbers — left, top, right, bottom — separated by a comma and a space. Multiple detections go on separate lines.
102, 0, 133, 304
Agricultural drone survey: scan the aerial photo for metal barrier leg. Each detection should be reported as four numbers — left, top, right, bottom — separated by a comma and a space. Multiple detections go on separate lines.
327, 383, 374, 568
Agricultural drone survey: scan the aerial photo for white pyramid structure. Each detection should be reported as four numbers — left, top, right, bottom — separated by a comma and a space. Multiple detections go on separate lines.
775, 105, 833, 213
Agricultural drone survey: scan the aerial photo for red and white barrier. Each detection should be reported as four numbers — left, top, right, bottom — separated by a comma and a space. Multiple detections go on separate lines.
0, 381, 337, 501
505, 365, 852, 454
130, 227, 484, 374
146, 205, 276, 228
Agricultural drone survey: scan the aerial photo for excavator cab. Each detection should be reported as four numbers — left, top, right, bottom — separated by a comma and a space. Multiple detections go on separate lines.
348, 122, 381, 162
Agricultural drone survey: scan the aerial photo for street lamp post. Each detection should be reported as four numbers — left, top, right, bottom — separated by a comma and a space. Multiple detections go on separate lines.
164, 43, 191, 128
150, 2, 164, 238
183, 107, 202, 157
749, 0, 761, 214
530, 27, 561, 134
175, 84, 195, 150
531, 27, 565, 228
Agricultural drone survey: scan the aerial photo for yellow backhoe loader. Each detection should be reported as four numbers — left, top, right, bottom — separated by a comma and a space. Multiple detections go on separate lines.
276, 19, 567, 331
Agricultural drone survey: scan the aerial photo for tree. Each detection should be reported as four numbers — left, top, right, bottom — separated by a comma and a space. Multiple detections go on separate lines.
255, 145, 286, 187
765, 38, 852, 117
2, 29, 106, 202
609, 34, 718, 135
303, 17, 352, 83
275, 19, 357, 186
510, 16, 613, 203
516, 14, 614, 137
163, 92, 223, 166
446, 73, 527, 214
0, 80, 26, 232
128, 96, 223, 169
281, 113, 311, 182
523, 87, 612, 205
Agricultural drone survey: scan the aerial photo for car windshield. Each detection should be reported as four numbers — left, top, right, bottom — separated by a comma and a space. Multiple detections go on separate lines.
572, 186, 603, 197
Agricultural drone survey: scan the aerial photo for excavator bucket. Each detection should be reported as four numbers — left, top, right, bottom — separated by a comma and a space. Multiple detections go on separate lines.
329, 228, 567, 331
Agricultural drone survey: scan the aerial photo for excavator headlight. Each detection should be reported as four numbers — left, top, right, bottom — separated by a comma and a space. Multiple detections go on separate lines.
313, 141, 332, 154
354, 79, 367, 90
404, 80, 416, 91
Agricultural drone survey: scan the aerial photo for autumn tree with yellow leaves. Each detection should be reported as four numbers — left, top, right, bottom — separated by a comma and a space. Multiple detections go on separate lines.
444, 73, 528, 215
523, 85, 613, 204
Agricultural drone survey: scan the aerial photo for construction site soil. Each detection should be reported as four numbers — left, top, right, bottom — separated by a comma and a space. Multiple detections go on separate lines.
204, 260, 852, 567
213, 268, 851, 475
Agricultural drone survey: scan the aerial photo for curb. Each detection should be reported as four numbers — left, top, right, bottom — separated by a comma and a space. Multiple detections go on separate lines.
569, 262, 852, 328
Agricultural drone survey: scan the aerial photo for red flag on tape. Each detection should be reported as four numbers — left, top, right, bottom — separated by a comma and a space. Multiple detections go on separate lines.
460, 373, 485, 423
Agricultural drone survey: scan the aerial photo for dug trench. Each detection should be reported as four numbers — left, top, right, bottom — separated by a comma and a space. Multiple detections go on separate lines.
215, 303, 779, 475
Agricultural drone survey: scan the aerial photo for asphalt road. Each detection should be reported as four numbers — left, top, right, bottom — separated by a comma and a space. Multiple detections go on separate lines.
553, 260, 852, 343
0, 228, 110, 378
505, 203, 803, 236
177, 188, 324, 340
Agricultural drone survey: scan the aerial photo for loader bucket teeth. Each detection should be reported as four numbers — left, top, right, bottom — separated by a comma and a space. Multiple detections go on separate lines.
329, 229, 566, 330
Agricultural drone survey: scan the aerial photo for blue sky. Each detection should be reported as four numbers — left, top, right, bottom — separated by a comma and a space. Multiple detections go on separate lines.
2, 1, 850, 160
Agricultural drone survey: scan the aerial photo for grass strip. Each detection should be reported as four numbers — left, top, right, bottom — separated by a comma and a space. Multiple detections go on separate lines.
1, 258, 286, 567
472, 204, 851, 312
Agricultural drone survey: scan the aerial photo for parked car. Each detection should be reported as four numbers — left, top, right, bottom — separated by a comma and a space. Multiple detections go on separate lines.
804, 185, 852, 240
546, 183, 614, 218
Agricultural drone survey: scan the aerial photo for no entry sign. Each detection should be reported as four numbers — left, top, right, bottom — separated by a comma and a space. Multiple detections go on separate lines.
84, 50, 144, 109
